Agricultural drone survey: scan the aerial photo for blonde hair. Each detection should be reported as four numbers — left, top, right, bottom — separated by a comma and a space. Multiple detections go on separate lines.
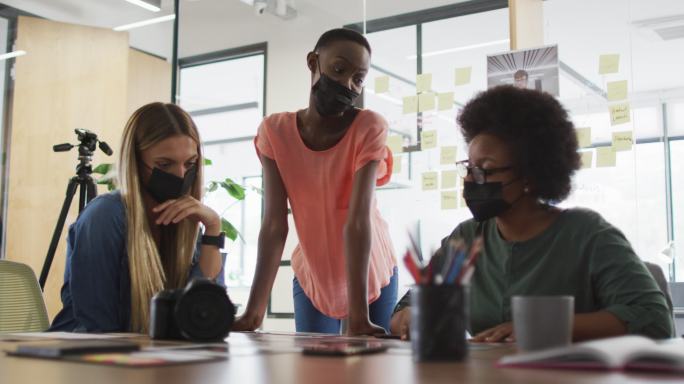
117, 102, 204, 332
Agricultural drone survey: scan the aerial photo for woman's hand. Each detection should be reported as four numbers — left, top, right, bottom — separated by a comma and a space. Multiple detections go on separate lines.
232, 311, 263, 332
152, 196, 221, 233
390, 307, 411, 340
347, 317, 387, 336
471, 322, 515, 343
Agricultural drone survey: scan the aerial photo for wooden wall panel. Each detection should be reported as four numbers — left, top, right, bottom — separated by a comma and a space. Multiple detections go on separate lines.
7, 16, 128, 319
127, 49, 171, 115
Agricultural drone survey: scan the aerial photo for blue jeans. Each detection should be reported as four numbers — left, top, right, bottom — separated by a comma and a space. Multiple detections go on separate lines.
293, 266, 398, 334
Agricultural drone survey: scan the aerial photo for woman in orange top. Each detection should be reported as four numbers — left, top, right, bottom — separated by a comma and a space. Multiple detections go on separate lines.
233, 28, 397, 335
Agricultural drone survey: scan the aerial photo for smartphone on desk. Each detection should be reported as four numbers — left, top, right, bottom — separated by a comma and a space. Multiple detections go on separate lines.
302, 341, 388, 357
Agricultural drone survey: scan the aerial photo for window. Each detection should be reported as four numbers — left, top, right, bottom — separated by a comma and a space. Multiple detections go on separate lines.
359, 4, 511, 294
358, 0, 684, 294
179, 46, 266, 288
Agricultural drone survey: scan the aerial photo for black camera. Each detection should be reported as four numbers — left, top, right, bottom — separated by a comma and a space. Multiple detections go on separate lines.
149, 278, 236, 342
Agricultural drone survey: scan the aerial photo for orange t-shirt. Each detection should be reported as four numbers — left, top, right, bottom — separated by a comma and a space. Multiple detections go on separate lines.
254, 110, 397, 319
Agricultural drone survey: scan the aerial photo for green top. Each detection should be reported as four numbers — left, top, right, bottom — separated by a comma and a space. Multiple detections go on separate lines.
396, 207, 674, 339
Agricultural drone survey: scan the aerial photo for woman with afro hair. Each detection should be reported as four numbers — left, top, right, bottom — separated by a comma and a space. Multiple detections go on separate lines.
391, 85, 673, 342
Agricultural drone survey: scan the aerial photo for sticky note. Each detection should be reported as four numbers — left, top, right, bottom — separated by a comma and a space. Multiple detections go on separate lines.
403, 95, 418, 114
418, 92, 436, 112
596, 147, 616, 167
438, 92, 454, 111
422, 172, 438, 190
421, 130, 438, 149
455, 67, 472, 86
416, 73, 432, 93
375, 76, 389, 94
441, 191, 458, 210
576, 127, 591, 148
599, 54, 620, 75
609, 103, 631, 126
440, 146, 458, 165
442, 170, 458, 189
458, 189, 466, 209
607, 80, 628, 101
387, 135, 403, 154
612, 131, 633, 152
580, 150, 593, 169
392, 156, 401, 174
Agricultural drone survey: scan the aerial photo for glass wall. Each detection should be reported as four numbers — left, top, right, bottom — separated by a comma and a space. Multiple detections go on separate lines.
179, 49, 265, 288
0, 0, 176, 318
174, 0, 684, 330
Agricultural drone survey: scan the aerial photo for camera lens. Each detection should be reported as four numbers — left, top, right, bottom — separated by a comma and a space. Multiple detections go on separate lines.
174, 280, 234, 342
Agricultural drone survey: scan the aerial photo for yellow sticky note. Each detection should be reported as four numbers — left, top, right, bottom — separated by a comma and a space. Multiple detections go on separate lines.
387, 135, 403, 154
455, 67, 472, 86
609, 103, 631, 126
421, 130, 438, 149
392, 156, 401, 174
403, 95, 418, 114
418, 92, 436, 112
607, 80, 628, 101
580, 150, 593, 169
441, 191, 458, 210
442, 170, 458, 189
438, 92, 454, 111
416, 73, 432, 93
440, 146, 457, 165
596, 147, 616, 167
599, 54, 620, 75
422, 172, 438, 190
375, 76, 389, 94
612, 131, 633, 152
576, 127, 591, 148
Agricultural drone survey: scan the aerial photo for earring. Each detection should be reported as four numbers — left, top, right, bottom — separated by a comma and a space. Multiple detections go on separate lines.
524, 186, 530, 193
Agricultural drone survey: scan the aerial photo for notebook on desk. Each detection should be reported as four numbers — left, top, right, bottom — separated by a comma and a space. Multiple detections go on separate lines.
498, 335, 684, 373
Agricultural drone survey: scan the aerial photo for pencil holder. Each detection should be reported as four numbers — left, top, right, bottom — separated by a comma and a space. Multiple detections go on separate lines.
410, 284, 468, 362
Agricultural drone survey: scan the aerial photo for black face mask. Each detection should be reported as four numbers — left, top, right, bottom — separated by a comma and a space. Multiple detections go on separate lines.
145, 165, 197, 203
311, 56, 360, 116
463, 180, 520, 222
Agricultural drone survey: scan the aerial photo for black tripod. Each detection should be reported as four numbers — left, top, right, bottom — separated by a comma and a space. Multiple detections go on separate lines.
39, 129, 112, 290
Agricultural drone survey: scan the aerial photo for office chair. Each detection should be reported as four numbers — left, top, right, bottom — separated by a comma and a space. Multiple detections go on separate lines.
0, 260, 49, 333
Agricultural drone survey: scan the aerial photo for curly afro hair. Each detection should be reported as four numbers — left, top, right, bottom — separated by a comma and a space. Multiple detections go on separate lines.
457, 85, 580, 203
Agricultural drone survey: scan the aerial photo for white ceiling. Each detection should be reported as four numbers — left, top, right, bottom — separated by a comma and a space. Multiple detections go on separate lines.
3, 0, 684, 103
1, 0, 467, 58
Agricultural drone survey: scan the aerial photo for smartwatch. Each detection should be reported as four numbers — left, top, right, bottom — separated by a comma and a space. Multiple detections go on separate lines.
201, 231, 225, 248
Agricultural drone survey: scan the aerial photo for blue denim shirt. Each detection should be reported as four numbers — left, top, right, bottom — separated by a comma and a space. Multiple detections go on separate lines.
49, 191, 225, 332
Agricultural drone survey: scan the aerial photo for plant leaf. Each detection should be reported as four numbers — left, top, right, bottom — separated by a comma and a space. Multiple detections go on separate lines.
204, 158, 213, 166
220, 179, 246, 200
93, 163, 113, 175
221, 218, 239, 241
207, 181, 219, 192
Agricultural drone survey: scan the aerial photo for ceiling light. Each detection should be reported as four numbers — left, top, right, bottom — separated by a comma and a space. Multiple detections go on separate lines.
124, 0, 161, 12
407, 39, 509, 60
0, 50, 26, 61
113, 14, 175, 31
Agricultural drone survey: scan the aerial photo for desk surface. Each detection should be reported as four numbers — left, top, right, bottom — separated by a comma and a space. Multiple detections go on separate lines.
0, 332, 681, 384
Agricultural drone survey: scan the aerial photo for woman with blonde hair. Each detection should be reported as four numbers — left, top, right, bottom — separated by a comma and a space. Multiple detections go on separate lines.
51, 102, 226, 333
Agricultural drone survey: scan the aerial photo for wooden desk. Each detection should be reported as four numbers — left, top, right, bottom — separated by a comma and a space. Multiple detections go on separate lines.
0, 332, 680, 384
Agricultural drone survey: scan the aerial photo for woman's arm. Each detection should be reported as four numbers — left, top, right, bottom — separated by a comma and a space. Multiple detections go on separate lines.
233, 155, 289, 331
152, 196, 223, 279
68, 196, 127, 332
344, 160, 386, 336
469, 311, 628, 343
